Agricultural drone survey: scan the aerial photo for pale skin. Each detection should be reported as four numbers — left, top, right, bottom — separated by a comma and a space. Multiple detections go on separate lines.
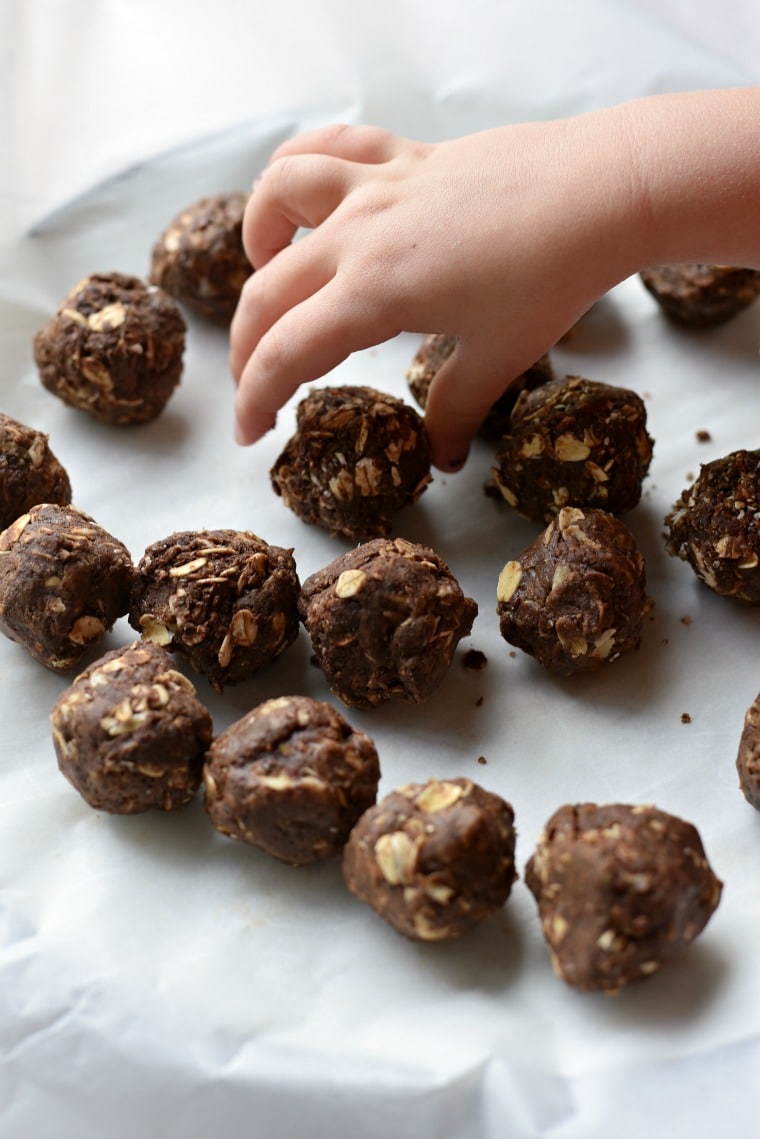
230, 86, 760, 472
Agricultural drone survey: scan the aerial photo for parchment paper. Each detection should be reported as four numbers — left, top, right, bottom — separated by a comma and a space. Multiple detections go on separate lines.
3, 3, 760, 1137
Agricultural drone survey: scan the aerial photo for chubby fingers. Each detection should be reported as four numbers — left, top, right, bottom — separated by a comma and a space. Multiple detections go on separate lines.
233, 276, 399, 444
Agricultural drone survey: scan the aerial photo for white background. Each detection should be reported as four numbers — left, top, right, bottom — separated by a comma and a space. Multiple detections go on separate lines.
3, 2, 760, 1137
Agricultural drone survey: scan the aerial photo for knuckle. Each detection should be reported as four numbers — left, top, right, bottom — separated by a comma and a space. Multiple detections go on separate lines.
256, 324, 288, 378
237, 270, 264, 312
265, 153, 297, 191
322, 122, 354, 147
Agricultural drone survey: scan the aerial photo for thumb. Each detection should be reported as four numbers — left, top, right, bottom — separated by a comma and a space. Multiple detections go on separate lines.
422, 339, 525, 472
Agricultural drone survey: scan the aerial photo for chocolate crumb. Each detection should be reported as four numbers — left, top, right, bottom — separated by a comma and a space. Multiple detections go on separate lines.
463, 648, 488, 671
680, 615, 692, 626
681, 712, 692, 724
475, 696, 484, 707
477, 755, 487, 765
696, 430, 712, 443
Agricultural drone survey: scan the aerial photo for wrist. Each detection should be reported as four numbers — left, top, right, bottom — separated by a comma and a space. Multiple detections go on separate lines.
614, 88, 760, 271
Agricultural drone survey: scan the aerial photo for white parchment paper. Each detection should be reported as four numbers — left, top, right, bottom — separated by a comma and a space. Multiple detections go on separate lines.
3, 3, 760, 1136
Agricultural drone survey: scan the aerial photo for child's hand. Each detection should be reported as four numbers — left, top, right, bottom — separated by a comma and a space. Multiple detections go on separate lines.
229, 115, 642, 470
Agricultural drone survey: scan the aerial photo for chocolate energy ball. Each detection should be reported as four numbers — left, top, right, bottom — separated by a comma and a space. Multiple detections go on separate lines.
270, 385, 432, 541
492, 375, 653, 523
525, 803, 723, 993
496, 506, 649, 676
149, 192, 252, 322
203, 695, 380, 865
640, 264, 760, 327
299, 537, 478, 708
33, 272, 186, 425
737, 693, 760, 810
129, 529, 300, 691
406, 332, 555, 440
51, 641, 213, 814
343, 778, 517, 941
0, 411, 72, 529
665, 449, 760, 603
0, 503, 133, 671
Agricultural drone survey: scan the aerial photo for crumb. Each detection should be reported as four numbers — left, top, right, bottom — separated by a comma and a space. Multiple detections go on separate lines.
681, 712, 692, 724
463, 648, 488, 671
475, 695, 484, 707
685, 472, 694, 482
509, 651, 517, 658
477, 755, 487, 765
696, 430, 712, 443
662, 638, 669, 645
680, 615, 692, 626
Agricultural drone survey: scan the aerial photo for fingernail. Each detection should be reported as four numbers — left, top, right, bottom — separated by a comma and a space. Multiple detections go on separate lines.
445, 455, 467, 472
